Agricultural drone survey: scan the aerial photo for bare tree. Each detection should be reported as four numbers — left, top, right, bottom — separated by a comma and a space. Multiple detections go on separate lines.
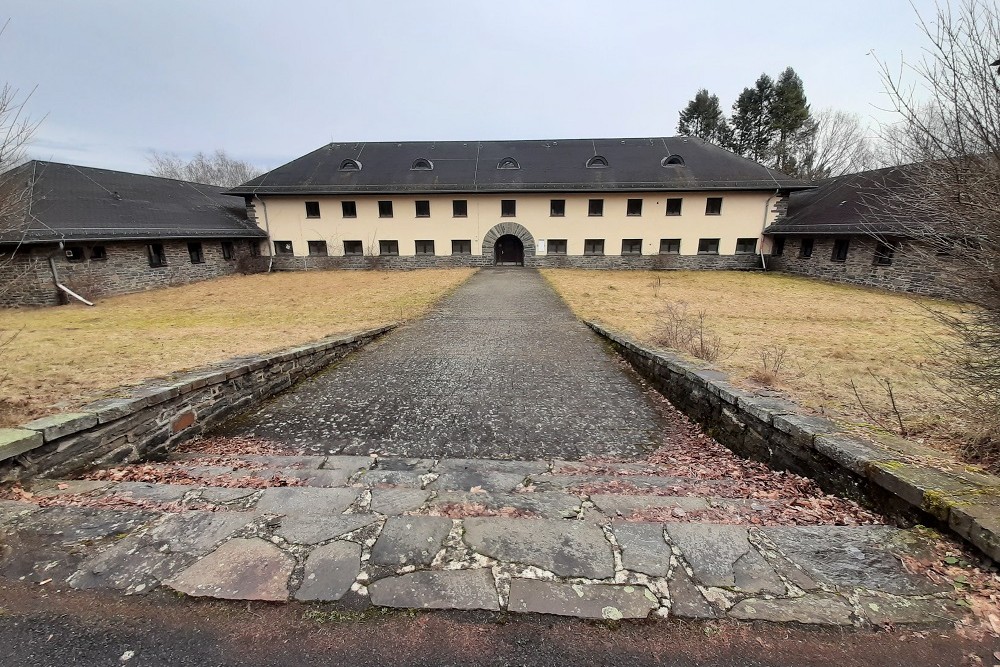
793, 108, 876, 180
148, 149, 263, 187
872, 0, 1000, 460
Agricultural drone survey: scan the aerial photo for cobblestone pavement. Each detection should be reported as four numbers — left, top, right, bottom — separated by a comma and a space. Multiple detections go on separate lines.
215, 269, 667, 460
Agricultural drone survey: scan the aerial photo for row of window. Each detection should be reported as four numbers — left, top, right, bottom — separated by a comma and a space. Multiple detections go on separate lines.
63, 241, 244, 267
337, 154, 686, 173
304, 196, 722, 220
276, 237, 758, 257
771, 237, 898, 266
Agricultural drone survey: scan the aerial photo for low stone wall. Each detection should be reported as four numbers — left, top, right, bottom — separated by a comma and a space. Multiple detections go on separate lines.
269, 253, 763, 271
0, 326, 394, 481
587, 321, 1000, 563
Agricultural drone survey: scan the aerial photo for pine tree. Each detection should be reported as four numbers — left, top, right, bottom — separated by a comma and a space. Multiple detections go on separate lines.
770, 67, 814, 174
730, 74, 775, 162
677, 89, 733, 146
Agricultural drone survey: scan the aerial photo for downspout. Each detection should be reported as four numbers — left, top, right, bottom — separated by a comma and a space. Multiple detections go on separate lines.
254, 194, 274, 273
47, 244, 94, 306
759, 188, 780, 271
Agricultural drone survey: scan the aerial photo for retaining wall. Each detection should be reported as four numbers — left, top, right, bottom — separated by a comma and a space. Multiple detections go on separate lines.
0, 326, 393, 481
588, 321, 1000, 563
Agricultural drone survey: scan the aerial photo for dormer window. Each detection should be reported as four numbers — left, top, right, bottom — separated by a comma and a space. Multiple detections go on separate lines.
497, 157, 520, 170
586, 155, 609, 168
339, 159, 362, 171
661, 155, 685, 166
411, 158, 433, 171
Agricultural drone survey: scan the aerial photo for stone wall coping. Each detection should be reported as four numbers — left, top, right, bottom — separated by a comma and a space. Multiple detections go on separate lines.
2, 325, 396, 465
586, 320, 1000, 563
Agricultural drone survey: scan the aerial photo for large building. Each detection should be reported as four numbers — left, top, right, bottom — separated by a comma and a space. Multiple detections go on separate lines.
0, 161, 267, 307
226, 137, 810, 270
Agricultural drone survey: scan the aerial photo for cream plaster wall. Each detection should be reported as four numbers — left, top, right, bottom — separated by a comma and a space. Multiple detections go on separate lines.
254, 191, 781, 257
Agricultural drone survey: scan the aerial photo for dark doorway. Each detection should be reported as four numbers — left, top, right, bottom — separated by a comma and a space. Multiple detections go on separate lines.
494, 234, 525, 266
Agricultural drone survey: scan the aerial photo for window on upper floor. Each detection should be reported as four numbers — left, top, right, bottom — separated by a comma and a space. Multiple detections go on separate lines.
588, 199, 604, 217
339, 159, 361, 171
221, 241, 235, 260
497, 157, 519, 170
705, 197, 723, 216
666, 198, 683, 216
305, 201, 320, 218
832, 238, 850, 262
342, 201, 357, 218
586, 155, 609, 168
411, 158, 433, 170
501, 199, 516, 217
800, 238, 815, 258
415, 200, 431, 218
874, 239, 899, 266
626, 199, 643, 216
453, 200, 468, 217
378, 200, 393, 218
90, 245, 108, 261
550, 199, 566, 217
148, 243, 168, 266
65, 246, 85, 262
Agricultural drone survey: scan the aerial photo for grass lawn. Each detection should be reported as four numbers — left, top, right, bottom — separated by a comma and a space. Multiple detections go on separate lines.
0, 268, 474, 427
542, 269, 971, 458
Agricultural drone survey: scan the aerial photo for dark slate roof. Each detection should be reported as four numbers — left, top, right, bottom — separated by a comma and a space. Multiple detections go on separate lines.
226, 137, 810, 196
0, 160, 267, 244
764, 165, 934, 236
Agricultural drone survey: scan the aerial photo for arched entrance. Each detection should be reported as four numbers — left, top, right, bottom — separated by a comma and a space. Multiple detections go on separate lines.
494, 234, 525, 266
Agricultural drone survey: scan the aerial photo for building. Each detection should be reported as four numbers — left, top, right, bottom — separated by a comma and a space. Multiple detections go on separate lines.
226, 137, 809, 270
0, 161, 267, 307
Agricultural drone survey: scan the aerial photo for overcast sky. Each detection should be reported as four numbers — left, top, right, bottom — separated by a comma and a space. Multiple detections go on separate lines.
4, 0, 941, 174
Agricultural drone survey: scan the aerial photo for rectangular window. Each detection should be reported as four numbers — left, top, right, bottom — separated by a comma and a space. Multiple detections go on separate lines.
415, 200, 431, 217
342, 240, 362, 256
874, 239, 897, 266
584, 239, 605, 255
501, 199, 516, 217
735, 238, 758, 254
187, 242, 204, 264
221, 241, 236, 260
342, 201, 357, 218
666, 198, 683, 216
65, 246, 85, 262
550, 199, 566, 217
705, 197, 723, 216
273, 240, 293, 255
832, 238, 850, 262
621, 239, 643, 255
588, 199, 604, 216
305, 201, 321, 218
378, 200, 393, 218
626, 199, 643, 216
659, 238, 681, 254
90, 245, 107, 261
548, 239, 567, 255
379, 240, 399, 256
452, 239, 471, 255
308, 240, 329, 256
800, 238, 815, 258
771, 237, 785, 257
697, 238, 720, 255
147, 243, 167, 267
453, 200, 468, 217
250, 242, 261, 257
415, 240, 435, 255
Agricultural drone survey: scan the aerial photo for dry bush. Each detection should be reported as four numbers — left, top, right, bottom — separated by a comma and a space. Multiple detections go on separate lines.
654, 302, 724, 362
749, 344, 788, 387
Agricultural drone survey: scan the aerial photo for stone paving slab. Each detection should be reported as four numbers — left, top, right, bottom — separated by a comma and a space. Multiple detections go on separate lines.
508, 580, 658, 619
427, 491, 581, 519
370, 489, 430, 515
276, 514, 378, 545
295, 541, 362, 602
368, 569, 500, 611
255, 487, 359, 515
370, 516, 452, 567
612, 521, 671, 577
164, 538, 294, 602
728, 596, 855, 625
666, 524, 785, 594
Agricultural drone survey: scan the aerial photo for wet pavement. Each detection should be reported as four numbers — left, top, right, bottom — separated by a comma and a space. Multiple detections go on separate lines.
216, 268, 667, 460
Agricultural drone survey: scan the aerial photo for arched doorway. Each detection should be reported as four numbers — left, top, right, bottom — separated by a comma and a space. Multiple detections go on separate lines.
494, 234, 525, 266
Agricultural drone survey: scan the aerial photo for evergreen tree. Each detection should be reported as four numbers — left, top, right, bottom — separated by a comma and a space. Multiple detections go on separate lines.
770, 67, 814, 174
677, 89, 732, 146
730, 74, 775, 162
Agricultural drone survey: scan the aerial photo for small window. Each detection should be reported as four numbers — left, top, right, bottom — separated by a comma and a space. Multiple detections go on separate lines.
874, 239, 898, 266
550, 199, 566, 217
453, 200, 468, 217
221, 241, 235, 260
661, 155, 685, 166
497, 157, 520, 170
249, 242, 261, 257
379, 240, 399, 256
305, 201, 320, 218
342, 201, 357, 218
188, 242, 204, 264
411, 158, 433, 170
584, 239, 605, 256
705, 197, 723, 216
548, 239, 567, 255
415, 200, 431, 218
659, 238, 681, 254
735, 238, 758, 254
666, 198, 683, 216
832, 238, 850, 262
148, 243, 168, 267
273, 240, 293, 255
698, 238, 720, 255
415, 240, 435, 255
586, 155, 609, 168
800, 238, 815, 258
343, 240, 362, 256
588, 199, 604, 216
309, 240, 330, 256
65, 246, 85, 262
501, 199, 516, 217
90, 245, 107, 261
378, 200, 393, 218
452, 239, 471, 255
621, 239, 643, 255
339, 159, 361, 171
626, 199, 643, 216
771, 237, 785, 257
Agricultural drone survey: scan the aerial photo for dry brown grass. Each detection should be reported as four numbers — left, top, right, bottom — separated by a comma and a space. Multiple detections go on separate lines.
0, 268, 474, 427
542, 269, 972, 456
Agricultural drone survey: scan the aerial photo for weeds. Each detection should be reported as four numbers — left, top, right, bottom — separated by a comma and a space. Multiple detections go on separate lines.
654, 302, 725, 362
749, 344, 788, 387
850, 369, 908, 437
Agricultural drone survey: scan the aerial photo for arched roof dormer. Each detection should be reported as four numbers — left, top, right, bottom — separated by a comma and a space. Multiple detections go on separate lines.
586, 155, 609, 168
339, 158, 362, 171
497, 157, 520, 170
411, 157, 434, 171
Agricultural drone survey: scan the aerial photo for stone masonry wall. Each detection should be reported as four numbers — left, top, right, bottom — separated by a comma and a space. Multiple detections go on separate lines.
588, 322, 1000, 563
0, 239, 264, 307
0, 326, 393, 481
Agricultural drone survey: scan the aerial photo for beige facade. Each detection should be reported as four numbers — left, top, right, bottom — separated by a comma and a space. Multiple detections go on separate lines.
252, 191, 781, 259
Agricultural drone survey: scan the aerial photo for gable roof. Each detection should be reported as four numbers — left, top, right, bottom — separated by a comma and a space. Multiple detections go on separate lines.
0, 160, 267, 245
226, 137, 810, 196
